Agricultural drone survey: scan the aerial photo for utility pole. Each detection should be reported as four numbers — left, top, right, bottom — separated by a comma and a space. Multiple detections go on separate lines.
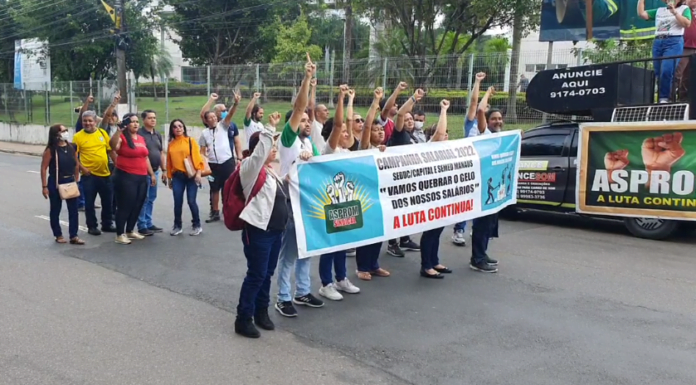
115, 0, 127, 103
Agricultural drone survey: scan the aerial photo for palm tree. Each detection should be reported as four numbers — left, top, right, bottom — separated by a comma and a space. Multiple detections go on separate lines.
146, 45, 173, 101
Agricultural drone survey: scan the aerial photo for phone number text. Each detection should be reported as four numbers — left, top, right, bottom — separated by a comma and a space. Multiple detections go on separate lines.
550, 87, 606, 98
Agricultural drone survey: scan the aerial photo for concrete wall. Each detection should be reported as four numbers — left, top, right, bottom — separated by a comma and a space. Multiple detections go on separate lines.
0, 122, 51, 145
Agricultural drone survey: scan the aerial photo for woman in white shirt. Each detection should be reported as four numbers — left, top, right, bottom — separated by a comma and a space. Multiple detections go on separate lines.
316, 85, 362, 301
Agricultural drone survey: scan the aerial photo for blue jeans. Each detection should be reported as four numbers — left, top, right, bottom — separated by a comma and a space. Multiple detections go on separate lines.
82, 174, 114, 230
420, 227, 444, 271
653, 36, 684, 100
454, 221, 467, 232
237, 225, 282, 320
77, 180, 85, 208
171, 172, 200, 227
319, 251, 347, 286
138, 170, 159, 230
471, 214, 499, 265
276, 217, 312, 302
48, 176, 79, 239
356, 242, 382, 272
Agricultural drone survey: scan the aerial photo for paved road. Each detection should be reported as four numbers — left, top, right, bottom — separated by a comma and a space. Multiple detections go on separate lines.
2, 151, 696, 385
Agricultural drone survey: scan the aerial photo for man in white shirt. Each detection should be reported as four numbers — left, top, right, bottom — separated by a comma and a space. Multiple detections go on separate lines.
199, 92, 241, 224
308, 78, 329, 151
243, 92, 265, 147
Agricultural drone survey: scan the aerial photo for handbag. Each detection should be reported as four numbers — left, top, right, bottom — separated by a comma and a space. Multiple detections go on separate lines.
55, 148, 80, 200
183, 138, 196, 178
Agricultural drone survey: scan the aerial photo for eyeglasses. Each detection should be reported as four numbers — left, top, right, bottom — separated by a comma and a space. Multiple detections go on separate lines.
354, 118, 364, 123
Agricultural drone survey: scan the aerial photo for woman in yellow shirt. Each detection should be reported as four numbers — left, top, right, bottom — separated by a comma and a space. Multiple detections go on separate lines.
166, 119, 206, 236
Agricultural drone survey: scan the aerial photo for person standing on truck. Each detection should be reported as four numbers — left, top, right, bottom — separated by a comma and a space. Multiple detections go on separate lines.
470, 86, 502, 274
638, 0, 692, 103
673, 0, 696, 101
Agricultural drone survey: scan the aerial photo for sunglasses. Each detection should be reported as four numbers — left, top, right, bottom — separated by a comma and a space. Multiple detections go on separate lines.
354, 118, 364, 123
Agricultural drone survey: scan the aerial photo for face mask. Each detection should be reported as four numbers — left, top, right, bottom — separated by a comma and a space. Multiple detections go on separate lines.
221, 111, 228, 120
414, 121, 424, 130
59, 132, 69, 141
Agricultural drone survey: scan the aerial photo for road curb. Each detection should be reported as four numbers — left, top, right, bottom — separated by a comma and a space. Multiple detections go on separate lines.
0, 148, 42, 157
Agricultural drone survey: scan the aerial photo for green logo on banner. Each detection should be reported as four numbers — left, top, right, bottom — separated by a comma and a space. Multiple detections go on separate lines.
324, 200, 364, 234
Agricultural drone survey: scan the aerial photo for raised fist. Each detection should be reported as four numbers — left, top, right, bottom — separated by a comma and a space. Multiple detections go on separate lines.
440, 99, 450, 110
210, 93, 219, 100
310, 78, 317, 87
339, 84, 350, 95
374, 87, 384, 99
414, 89, 425, 101
475, 72, 486, 81
253, 92, 261, 99
348, 88, 355, 98
268, 111, 281, 127
398, 81, 408, 91
233, 91, 241, 103
604, 149, 629, 183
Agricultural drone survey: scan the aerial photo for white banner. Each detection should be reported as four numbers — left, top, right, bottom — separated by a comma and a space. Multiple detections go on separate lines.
288, 130, 522, 258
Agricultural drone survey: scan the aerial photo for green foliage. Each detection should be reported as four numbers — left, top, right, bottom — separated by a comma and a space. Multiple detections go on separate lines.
164, 0, 279, 66
270, 13, 323, 64
574, 39, 653, 65
0, 0, 20, 82
9, 0, 158, 80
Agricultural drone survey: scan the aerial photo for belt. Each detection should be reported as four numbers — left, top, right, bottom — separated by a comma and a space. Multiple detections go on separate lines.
655, 35, 682, 39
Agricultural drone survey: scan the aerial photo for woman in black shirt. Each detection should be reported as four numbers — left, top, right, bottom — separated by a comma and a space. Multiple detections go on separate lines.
40, 124, 85, 245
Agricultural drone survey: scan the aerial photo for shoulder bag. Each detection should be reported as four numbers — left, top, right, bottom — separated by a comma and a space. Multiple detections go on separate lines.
183, 137, 212, 178
55, 148, 80, 200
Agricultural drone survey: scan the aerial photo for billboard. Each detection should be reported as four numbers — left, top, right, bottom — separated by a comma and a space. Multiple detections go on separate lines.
14, 38, 51, 91
539, 0, 663, 42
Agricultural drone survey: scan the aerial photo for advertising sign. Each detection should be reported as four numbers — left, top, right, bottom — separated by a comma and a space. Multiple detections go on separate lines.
539, 0, 662, 42
576, 122, 696, 221
289, 131, 522, 258
14, 38, 51, 91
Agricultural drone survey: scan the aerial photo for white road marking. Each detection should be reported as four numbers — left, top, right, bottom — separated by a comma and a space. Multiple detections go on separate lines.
26, 170, 39, 174
35, 215, 88, 232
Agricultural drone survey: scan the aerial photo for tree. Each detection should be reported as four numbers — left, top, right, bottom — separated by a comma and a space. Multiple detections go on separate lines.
355, 0, 524, 86
9, 0, 159, 81
143, 45, 174, 101
0, 0, 20, 83
270, 13, 323, 64
573, 40, 653, 65
505, 0, 541, 124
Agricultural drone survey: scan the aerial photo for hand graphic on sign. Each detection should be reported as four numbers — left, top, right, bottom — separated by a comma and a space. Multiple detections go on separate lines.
604, 149, 629, 184
641, 133, 685, 185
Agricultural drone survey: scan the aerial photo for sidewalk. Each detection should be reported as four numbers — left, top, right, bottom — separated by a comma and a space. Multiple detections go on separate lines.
0, 141, 44, 156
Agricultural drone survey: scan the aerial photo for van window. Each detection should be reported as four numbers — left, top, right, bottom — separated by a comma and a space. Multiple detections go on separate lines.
521, 134, 567, 157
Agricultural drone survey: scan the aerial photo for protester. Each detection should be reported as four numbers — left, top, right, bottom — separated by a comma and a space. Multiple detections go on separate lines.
412, 109, 427, 143
316, 85, 361, 301
355, 87, 389, 281
453, 72, 487, 246
109, 113, 157, 245
638, 0, 692, 102
137, 110, 165, 236
377, 82, 407, 145
384, 85, 424, 257
72, 110, 116, 235
199, 92, 241, 223
243, 92, 265, 145
274, 55, 324, 318
309, 78, 329, 150
674, 0, 696, 101
99, 95, 121, 220
40, 124, 85, 245
165, 119, 205, 236
470, 86, 502, 273
419, 100, 453, 279
342, 87, 361, 257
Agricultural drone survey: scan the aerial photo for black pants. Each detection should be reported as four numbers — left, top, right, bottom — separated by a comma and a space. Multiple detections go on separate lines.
471, 214, 499, 265
114, 169, 149, 236
82, 174, 114, 230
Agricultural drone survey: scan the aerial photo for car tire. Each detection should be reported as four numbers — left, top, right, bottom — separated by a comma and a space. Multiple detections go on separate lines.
623, 218, 679, 240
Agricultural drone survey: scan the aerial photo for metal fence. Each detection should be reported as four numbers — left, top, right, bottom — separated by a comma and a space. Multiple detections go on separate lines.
0, 47, 654, 136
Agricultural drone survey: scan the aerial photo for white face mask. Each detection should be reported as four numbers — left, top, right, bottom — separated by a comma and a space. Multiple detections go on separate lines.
414, 121, 424, 130
59, 132, 69, 141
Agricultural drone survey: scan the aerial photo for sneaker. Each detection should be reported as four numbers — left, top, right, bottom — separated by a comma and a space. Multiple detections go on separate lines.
234, 317, 260, 339
346, 248, 356, 257
293, 293, 325, 308
387, 243, 405, 257
88, 227, 102, 236
148, 225, 163, 233
170, 226, 183, 236
205, 211, 220, 223
115, 234, 131, 245
95, 203, 102, 209
190, 226, 202, 236
319, 283, 343, 301
253, 309, 275, 331
138, 228, 155, 237
274, 301, 298, 317
487, 257, 499, 266
399, 240, 420, 251
335, 279, 360, 294
452, 230, 467, 246
469, 263, 498, 273
126, 231, 145, 240
101, 225, 117, 233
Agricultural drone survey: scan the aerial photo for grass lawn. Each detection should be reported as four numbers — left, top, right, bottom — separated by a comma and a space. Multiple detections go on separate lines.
0, 95, 537, 139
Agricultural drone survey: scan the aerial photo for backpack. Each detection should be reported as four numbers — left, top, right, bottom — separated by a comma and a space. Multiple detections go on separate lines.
223, 164, 267, 231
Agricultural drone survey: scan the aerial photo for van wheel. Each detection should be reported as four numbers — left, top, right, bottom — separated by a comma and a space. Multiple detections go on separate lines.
623, 218, 679, 240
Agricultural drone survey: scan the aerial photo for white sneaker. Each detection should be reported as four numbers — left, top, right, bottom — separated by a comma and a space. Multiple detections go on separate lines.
451, 230, 467, 246
335, 279, 360, 294
126, 231, 145, 240
115, 234, 131, 245
346, 248, 356, 257
319, 283, 343, 301
190, 226, 202, 236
